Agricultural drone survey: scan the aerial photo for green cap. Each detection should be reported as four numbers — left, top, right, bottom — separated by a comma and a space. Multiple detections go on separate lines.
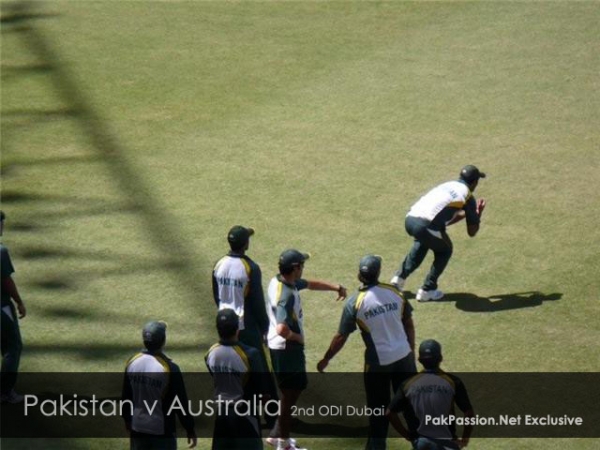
216, 309, 239, 335
419, 339, 442, 360
142, 321, 167, 344
227, 225, 254, 249
279, 249, 310, 270
460, 165, 486, 183
359, 254, 382, 280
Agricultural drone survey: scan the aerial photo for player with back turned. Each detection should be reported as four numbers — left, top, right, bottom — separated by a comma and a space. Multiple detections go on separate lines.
386, 339, 475, 450
122, 321, 197, 449
318, 255, 416, 450
205, 309, 270, 450
212, 226, 269, 353
212, 225, 278, 420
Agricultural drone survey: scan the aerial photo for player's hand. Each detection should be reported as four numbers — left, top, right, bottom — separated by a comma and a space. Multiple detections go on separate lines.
317, 359, 329, 373
17, 302, 26, 319
335, 285, 347, 301
476, 198, 486, 216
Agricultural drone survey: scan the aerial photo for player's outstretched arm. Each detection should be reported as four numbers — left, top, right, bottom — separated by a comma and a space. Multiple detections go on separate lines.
306, 280, 347, 301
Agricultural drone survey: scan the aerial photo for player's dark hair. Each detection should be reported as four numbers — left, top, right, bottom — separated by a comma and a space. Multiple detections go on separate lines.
229, 241, 246, 253
144, 337, 165, 353
419, 358, 441, 370
279, 264, 295, 275
358, 273, 378, 285
217, 325, 238, 339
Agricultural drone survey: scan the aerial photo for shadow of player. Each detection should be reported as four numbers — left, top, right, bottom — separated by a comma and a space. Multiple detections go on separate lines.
407, 291, 562, 312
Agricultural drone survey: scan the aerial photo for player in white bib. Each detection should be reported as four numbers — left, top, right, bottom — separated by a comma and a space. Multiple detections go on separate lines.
206, 309, 269, 450
391, 165, 487, 302
318, 255, 416, 450
386, 340, 475, 450
212, 225, 278, 425
122, 321, 197, 449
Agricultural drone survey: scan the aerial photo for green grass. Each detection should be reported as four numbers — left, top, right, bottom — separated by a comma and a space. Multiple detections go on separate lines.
1, 0, 599, 448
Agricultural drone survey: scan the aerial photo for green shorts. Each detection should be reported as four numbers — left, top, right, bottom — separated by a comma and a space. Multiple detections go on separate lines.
270, 348, 307, 391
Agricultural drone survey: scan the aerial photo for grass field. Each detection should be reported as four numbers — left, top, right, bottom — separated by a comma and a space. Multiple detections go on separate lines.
1, 0, 599, 449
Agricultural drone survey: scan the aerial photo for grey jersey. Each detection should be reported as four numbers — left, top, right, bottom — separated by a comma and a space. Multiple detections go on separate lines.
339, 283, 413, 365
205, 341, 266, 402
389, 370, 472, 440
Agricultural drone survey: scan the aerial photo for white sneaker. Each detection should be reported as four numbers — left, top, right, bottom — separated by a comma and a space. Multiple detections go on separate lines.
270, 438, 306, 450
390, 276, 406, 291
416, 288, 444, 302
286, 439, 307, 450
0, 390, 24, 404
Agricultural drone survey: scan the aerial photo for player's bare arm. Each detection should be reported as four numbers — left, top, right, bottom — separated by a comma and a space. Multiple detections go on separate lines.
385, 409, 413, 442
446, 210, 466, 226
476, 198, 486, 216
306, 280, 347, 301
317, 332, 348, 372
276, 323, 304, 345
402, 316, 416, 354
467, 198, 486, 237
4, 276, 26, 318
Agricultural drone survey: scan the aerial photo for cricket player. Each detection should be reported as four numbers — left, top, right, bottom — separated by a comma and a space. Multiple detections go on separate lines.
122, 321, 197, 449
1, 210, 27, 404
206, 309, 270, 450
391, 165, 487, 302
212, 225, 279, 426
266, 249, 347, 450
318, 254, 416, 450
212, 225, 269, 352
386, 339, 475, 449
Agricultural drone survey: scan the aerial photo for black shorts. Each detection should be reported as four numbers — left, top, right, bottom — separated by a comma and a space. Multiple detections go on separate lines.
270, 347, 307, 391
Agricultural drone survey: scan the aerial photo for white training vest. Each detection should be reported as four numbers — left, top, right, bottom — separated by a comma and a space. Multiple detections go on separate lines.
354, 285, 411, 365
213, 256, 251, 330
205, 343, 250, 402
266, 277, 304, 350
407, 180, 471, 222
126, 353, 170, 435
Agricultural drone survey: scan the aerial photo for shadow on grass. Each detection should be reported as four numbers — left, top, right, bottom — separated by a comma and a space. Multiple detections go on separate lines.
1, 1, 211, 314
407, 291, 562, 312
